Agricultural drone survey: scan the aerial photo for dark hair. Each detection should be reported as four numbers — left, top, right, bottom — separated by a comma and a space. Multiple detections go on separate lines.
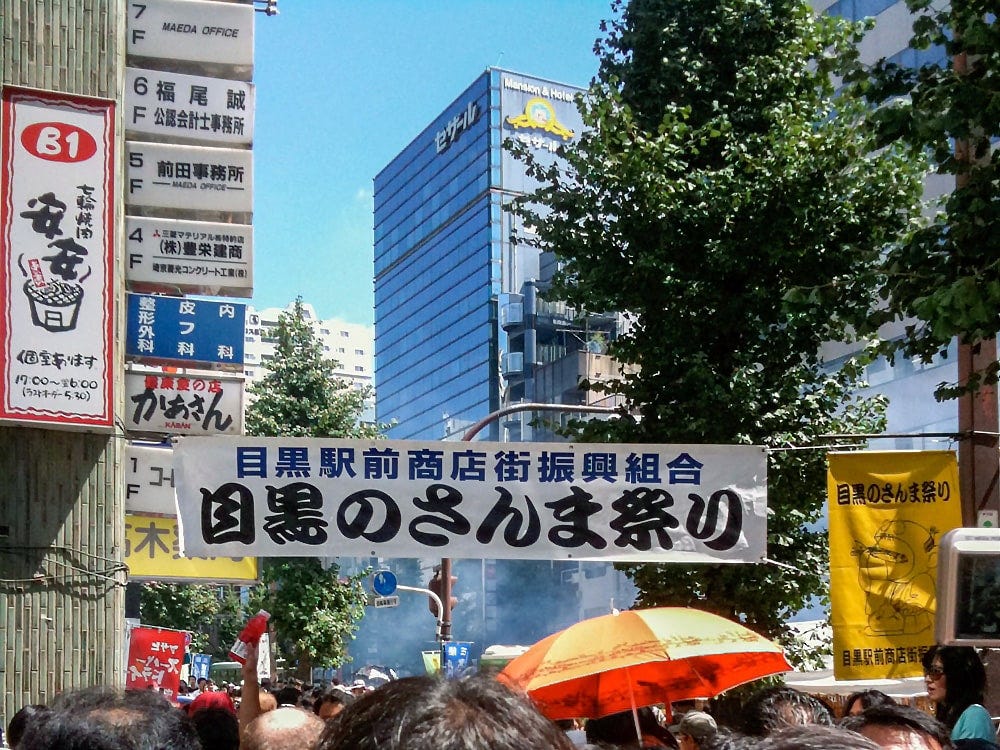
313, 687, 354, 717
921, 645, 987, 728
740, 687, 834, 737
699, 729, 758, 750
189, 706, 240, 750
756, 725, 879, 750
18, 687, 199, 750
842, 690, 895, 716
840, 703, 952, 750
586, 706, 677, 749
316, 675, 574, 750
273, 685, 303, 708
7, 705, 50, 749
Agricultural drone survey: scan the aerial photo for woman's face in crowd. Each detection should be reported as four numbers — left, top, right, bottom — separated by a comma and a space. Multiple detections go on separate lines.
924, 659, 947, 704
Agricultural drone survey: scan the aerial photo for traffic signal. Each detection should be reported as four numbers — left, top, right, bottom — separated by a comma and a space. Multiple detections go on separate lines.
428, 571, 458, 617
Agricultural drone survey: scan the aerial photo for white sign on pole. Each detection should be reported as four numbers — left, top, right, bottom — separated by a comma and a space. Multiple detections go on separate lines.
125, 68, 254, 146
0, 87, 116, 429
125, 442, 177, 515
125, 368, 245, 436
127, 0, 254, 73
126, 215, 252, 296
127, 141, 253, 214
173, 437, 768, 563
373, 596, 400, 609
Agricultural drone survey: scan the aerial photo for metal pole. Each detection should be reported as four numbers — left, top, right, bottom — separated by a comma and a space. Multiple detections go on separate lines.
396, 584, 444, 642
438, 403, 621, 645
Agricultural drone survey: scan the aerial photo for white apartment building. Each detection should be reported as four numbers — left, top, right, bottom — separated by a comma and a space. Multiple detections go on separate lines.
243, 302, 375, 422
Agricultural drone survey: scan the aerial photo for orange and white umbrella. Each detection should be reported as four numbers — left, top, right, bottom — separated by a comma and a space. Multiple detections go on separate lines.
498, 606, 791, 720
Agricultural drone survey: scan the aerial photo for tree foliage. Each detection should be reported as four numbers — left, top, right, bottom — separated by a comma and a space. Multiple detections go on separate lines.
139, 583, 243, 658
861, 0, 1000, 398
516, 0, 925, 662
245, 298, 381, 675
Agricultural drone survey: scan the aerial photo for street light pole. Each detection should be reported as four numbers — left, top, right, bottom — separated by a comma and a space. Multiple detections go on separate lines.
437, 402, 621, 644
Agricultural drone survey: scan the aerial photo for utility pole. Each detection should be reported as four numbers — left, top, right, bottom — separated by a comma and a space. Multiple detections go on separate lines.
953, 49, 1000, 528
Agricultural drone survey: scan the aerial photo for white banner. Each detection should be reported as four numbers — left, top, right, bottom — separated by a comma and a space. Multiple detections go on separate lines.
126, 442, 177, 514
174, 438, 768, 563
126, 215, 252, 296
125, 68, 254, 146
0, 88, 115, 429
126, 141, 252, 214
125, 368, 244, 436
127, 0, 254, 73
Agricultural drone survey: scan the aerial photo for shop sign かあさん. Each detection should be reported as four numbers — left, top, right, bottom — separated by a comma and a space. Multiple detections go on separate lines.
125, 368, 244, 436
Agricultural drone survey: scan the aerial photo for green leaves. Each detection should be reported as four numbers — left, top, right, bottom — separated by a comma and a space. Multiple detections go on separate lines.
244, 298, 383, 673
516, 0, 923, 656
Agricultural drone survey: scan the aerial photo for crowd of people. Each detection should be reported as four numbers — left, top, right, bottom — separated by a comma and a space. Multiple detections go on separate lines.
3, 644, 996, 750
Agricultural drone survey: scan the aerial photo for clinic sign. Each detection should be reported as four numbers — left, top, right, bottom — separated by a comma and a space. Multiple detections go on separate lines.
125, 68, 254, 146
126, 215, 252, 296
174, 437, 768, 563
0, 87, 115, 429
125, 368, 244, 436
125, 292, 245, 369
126, 141, 252, 214
127, 0, 254, 75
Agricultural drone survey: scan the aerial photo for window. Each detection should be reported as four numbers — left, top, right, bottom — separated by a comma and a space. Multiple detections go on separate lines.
341, 330, 350, 337
338, 347, 346, 353
355, 365, 365, 372
355, 348, 365, 355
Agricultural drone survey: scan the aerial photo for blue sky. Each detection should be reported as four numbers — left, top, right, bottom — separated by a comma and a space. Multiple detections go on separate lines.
250, 1, 613, 325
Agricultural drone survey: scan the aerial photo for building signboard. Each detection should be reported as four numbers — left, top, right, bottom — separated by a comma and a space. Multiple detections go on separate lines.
127, 0, 254, 75
126, 512, 258, 584
125, 67, 254, 146
173, 437, 768, 563
126, 141, 253, 214
125, 292, 245, 370
125, 368, 244, 436
0, 87, 115, 429
126, 441, 177, 515
126, 215, 252, 296
499, 73, 584, 195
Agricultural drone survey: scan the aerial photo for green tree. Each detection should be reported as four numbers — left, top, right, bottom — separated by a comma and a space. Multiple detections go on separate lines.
245, 298, 381, 678
862, 0, 1000, 398
517, 0, 925, 662
139, 583, 243, 659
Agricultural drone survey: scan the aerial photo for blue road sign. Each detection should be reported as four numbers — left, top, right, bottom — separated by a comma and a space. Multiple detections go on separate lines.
372, 570, 397, 597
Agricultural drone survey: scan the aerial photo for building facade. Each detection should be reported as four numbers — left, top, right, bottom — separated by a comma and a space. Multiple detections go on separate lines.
374, 68, 622, 442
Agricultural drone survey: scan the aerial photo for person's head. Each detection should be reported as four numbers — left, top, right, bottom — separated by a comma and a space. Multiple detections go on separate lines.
349, 679, 368, 696
190, 706, 240, 750
676, 711, 719, 750
840, 703, 952, 750
258, 691, 279, 713
741, 687, 834, 738
18, 687, 199, 750
243, 707, 325, 750
844, 691, 896, 717
273, 686, 303, 708
699, 730, 758, 750
920, 646, 986, 727
197, 678, 209, 691
6, 705, 50, 749
756, 724, 879, 750
317, 675, 574, 750
187, 690, 237, 717
586, 706, 676, 749
313, 687, 354, 722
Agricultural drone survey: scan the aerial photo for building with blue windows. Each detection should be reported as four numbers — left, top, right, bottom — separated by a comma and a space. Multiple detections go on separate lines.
374, 68, 623, 443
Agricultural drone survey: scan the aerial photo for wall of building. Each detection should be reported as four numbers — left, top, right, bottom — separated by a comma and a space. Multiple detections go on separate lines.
0, 0, 126, 721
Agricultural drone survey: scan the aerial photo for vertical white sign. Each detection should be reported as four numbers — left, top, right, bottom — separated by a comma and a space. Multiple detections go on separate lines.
0, 88, 115, 429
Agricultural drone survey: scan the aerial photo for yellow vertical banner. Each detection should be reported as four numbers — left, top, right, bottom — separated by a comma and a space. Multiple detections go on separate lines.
828, 451, 962, 680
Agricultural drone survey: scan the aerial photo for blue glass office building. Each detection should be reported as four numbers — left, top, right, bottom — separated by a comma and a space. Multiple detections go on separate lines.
374, 69, 587, 440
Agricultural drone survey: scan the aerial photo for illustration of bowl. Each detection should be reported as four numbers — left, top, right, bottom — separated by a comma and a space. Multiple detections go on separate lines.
23, 280, 84, 332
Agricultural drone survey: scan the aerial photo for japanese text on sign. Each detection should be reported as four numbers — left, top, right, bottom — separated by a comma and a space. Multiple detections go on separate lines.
174, 438, 768, 563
